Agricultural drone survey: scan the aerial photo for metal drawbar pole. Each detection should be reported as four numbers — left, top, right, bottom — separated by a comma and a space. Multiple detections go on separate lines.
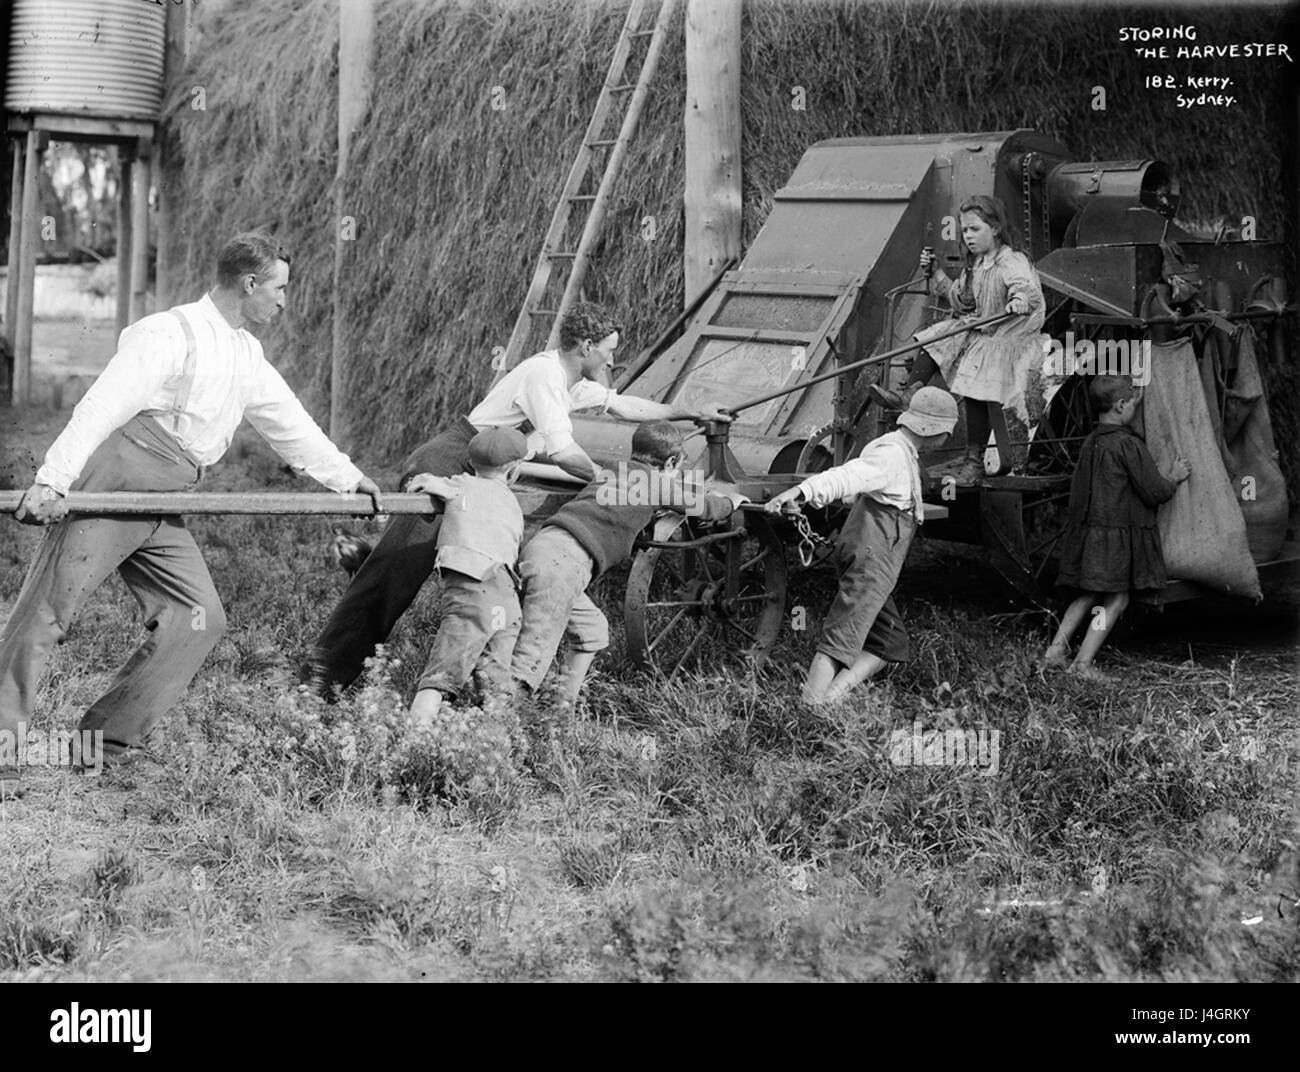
726, 312, 1014, 417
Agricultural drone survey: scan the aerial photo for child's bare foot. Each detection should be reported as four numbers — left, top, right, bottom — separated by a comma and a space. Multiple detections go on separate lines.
1038, 647, 1070, 670
1068, 662, 1116, 684
409, 687, 442, 730
821, 678, 867, 705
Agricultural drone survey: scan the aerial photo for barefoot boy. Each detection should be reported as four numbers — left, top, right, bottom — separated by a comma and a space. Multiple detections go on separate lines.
406, 428, 528, 724
765, 387, 959, 705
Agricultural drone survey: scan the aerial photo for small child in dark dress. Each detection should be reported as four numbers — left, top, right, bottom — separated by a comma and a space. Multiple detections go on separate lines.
1042, 375, 1190, 681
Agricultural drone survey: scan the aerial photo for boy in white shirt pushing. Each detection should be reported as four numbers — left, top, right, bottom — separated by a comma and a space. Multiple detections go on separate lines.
765, 387, 958, 705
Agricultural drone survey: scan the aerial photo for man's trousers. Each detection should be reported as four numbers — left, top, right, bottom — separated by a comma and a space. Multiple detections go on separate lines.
308, 418, 477, 691
0, 417, 225, 768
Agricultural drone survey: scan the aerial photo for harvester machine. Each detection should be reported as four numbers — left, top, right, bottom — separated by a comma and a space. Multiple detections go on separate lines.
564, 131, 1295, 671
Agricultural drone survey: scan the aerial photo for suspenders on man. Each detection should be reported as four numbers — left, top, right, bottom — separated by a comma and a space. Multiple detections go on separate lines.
159, 308, 200, 439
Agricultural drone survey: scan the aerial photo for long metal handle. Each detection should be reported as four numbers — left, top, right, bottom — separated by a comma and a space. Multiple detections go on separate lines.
616, 255, 737, 391
726, 312, 1013, 416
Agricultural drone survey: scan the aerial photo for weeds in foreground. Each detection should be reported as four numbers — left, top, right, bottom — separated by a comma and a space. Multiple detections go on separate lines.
0, 430, 1295, 980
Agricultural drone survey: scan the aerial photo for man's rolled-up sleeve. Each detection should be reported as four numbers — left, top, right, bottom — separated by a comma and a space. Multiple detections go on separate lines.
242, 359, 363, 492
570, 379, 614, 414
35, 318, 180, 494
650, 472, 744, 521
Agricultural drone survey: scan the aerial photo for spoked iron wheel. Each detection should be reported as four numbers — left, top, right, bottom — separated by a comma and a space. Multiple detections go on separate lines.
1024, 373, 1092, 476
624, 513, 787, 675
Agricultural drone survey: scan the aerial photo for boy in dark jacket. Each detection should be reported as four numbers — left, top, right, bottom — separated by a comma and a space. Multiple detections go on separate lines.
510, 421, 745, 707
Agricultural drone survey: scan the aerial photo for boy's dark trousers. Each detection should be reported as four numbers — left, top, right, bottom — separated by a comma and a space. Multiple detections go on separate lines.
307, 418, 477, 692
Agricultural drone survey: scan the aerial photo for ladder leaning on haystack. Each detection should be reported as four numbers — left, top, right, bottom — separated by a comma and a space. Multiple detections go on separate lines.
494, 0, 679, 382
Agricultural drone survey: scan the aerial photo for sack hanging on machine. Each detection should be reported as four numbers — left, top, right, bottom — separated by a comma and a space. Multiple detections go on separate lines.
1140, 339, 1261, 599
1213, 329, 1287, 563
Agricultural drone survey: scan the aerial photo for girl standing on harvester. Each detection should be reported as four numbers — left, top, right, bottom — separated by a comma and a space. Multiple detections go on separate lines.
872, 195, 1046, 484
1042, 375, 1190, 682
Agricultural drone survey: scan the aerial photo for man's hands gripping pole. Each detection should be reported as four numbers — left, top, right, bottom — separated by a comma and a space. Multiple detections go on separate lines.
13, 483, 68, 526
349, 475, 385, 515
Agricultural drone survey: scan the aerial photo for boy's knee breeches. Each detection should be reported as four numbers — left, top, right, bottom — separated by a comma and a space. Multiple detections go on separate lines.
418, 569, 521, 695
512, 528, 606, 689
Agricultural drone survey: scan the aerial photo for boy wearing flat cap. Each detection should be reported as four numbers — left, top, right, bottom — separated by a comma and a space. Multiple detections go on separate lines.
406, 428, 528, 724
766, 387, 959, 705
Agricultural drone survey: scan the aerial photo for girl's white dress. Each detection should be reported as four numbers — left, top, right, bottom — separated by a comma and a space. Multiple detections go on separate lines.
915, 245, 1046, 404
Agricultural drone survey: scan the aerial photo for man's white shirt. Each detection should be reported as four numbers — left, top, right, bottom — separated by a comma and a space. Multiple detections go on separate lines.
36, 294, 362, 495
467, 350, 613, 458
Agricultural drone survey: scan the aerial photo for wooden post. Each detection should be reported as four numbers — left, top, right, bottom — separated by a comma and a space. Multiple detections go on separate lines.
129, 140, 153, 322
331, 0, 376, 447
13, 130, 42, 407
683, 0, 742, 308
115, 147, 134, 335
5, 135, 25, 348
157, 0, 191, 310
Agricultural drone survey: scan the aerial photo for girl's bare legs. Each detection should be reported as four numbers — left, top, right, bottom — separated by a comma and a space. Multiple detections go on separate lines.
1042, 594, 1096, 667
802, 653, 840, 704
823, 652, 888, 703
1069, 591, 1130, 681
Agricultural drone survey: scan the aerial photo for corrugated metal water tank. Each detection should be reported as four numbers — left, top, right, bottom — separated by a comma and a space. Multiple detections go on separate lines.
5, 0, 166, 120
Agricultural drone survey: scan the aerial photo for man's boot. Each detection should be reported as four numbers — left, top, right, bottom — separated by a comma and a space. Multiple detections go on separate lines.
299, 655, 340, 704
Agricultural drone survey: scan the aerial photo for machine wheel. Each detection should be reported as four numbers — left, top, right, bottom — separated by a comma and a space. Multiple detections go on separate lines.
1023, 370, 1092, 476
624, 513, 787, 675
794, 422, 844, 474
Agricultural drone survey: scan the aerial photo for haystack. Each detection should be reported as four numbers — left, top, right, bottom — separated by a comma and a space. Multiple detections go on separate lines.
160, 0, 1298, 492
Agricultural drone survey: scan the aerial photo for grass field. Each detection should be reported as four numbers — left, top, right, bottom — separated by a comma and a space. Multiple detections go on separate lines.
1, 412, 1297, 982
